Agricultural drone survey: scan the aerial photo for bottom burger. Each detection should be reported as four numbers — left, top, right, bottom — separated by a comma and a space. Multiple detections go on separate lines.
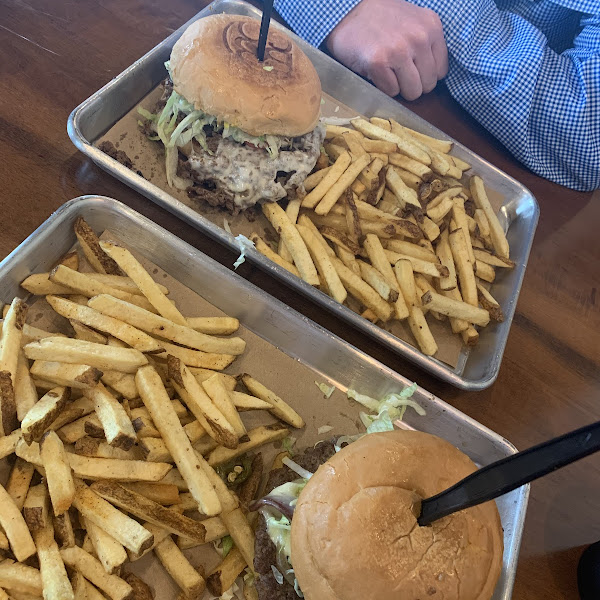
252, 430, 504, 600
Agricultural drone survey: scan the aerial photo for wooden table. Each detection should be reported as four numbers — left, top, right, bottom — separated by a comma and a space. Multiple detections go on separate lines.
1, 1, 598, 598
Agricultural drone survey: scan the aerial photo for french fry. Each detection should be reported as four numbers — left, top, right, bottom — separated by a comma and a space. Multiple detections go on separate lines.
88, 295, 246, 355
24, 338, 148, 374
307, 211, 421, 239
40, 431, 75, 515
135, 365, 221, 517
0, 298, 27, 435
0, 562, 42, 596
207, 424, 288, 467
296, 224, 347, 303
125, 521, 172, 562
60, 547, 132, 600
168, 357, 238, 449
33, 519, 75, 600
89, 481, 206, 543
344, 188, 362, 244
470, 176, 509, 258
384, 240, 437, 263
324, 142, 347, 161
358, 261, 399, 303
473, 248, 515, 269
477, 283, 505, 322
154, 341, 235, 371
249, 233, 301, 277
177, 516, 228, 549
302, 151, 352, 209
131, 408, 160, 439
434, 229, 458, 291
6, 456, 35, 510
101, 370, 138, 400
0, 481, 36, 561
207, 547, 246, 596
449, 228, 478, 306
394, 260, 419, 307
462, 325, 480, 346
72, 480, 154, 555
71, 320, 108, 344
388, 153, 433, 181
74, 437, 142, 460
154, 536, 205, 600
188, 369, 236, 391
238, 452, 263, 511
29, 361, 102, 391
426, 196, 454, 222
420, 291, 490, 326
100, 241, 187, 326
58, 414, 104, 444
352, 119, 430, 164
420, 216, 441, 242
186, 317, 239, 336
46, 296, 164, 354
392, 167, 423, 191
121, 482, 179, 506
21, 386, 70, 443
83, 516, 127, 575
202, 375, 246, 439
474, 208, 490, 238
279, 198, 305, 263
239, 374, 304, 428
121, 572, 154, 600
343, 130, 368, 159
314, 154, 371, 216
384, 249, 449, 279
244, 579, 259, 600
14, 351, 38, 422
85, 383, 136, 450
74, 217, 122, 275
304, 166, 331, 191
452, 197, 476, 265
220, 508, 255, 574
49, 266, 155, 312
0, 428, 22, 459
402, 126, 453, 154
358, 138, 397, 153
23, 483, 50, 532
53, 512, 76, 548
475, 261, 496, 283
363, 234, 409, 320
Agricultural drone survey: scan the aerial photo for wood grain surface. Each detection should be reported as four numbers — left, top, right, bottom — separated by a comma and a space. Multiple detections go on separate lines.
1, 1, 598, 598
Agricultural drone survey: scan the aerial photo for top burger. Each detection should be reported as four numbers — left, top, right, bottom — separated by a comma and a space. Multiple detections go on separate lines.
147, 14, 325, 212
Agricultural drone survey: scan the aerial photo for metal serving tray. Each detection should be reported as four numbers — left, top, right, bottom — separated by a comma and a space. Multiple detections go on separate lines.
67, 0, 539, 390
0, 196, 526, 598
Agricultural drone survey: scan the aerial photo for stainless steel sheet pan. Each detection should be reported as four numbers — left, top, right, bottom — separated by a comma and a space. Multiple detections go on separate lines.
67, 0, 539, 390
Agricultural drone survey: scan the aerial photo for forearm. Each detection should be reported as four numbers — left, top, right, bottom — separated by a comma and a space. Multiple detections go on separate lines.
274, 0, 361, 47
409, 0, 600, 190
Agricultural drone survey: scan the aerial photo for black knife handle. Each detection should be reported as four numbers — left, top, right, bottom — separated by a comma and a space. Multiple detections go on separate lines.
418, 420, 600, 526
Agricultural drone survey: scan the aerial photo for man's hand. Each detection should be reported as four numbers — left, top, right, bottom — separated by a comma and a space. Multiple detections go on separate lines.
326, 0, 448, 100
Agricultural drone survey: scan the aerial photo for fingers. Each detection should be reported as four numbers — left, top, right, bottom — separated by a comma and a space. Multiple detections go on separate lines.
368, 61, 401, 97
393, 61, 423, 101
413, 49, 438, 94
432, 38, 449, 79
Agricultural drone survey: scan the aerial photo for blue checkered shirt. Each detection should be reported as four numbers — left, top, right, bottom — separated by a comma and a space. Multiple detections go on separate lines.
274, 0, 600, 191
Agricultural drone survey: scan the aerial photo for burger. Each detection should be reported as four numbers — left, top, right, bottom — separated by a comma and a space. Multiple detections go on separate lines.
253, 430, 504, 600
140, 14, 325, 213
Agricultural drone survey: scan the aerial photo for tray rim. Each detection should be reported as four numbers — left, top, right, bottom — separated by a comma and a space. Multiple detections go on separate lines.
66, 0, 540, 391
0, 194, 529, 599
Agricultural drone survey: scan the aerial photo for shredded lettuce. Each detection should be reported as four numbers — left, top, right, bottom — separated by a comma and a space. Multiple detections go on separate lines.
346, 383, 424, 434
334, 433, 365, 452
223, 219, 232, 234
315, 381, 335, 398
282, 436, 296, 456
222, 535, 234, 558
233, 234, 254, 269
317, 425, 333, 435
271, 565, 284, 585
137, 107, 157, 122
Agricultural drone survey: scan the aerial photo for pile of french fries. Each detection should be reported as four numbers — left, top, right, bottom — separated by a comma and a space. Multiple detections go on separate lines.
252, 117, 514, 356
0, 217, 306, 600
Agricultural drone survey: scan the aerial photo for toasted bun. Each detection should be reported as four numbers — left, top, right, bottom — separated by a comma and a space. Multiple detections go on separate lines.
169, 15, 322, 137
291, 430, 503, 600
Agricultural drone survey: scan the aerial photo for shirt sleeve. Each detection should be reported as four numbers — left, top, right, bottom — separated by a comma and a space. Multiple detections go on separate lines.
274, 0, 362, 48
408, 0, 600, 191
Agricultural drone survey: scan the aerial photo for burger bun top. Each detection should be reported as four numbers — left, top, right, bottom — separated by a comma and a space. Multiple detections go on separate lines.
169, 15, 322, 137
290, 430, 504, 600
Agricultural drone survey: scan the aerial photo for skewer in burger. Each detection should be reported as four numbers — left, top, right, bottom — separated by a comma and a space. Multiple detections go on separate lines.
140, 14, 325, 213
253, 430, 504, 600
